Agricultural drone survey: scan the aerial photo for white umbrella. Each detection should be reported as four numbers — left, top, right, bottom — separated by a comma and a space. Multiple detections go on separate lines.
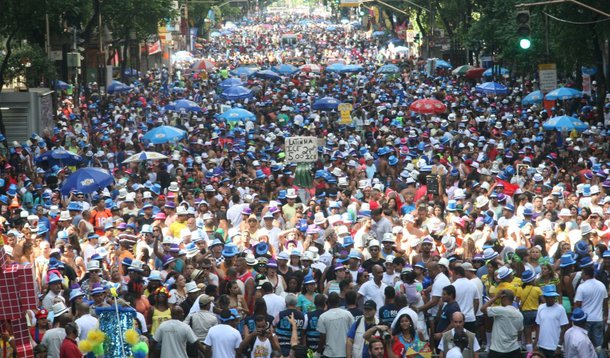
122, 151, 168, 163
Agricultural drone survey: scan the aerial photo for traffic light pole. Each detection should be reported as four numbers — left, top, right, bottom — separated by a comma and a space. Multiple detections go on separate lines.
516, 0, 610, 19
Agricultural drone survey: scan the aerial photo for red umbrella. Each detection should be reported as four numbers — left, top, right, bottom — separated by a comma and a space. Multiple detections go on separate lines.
299, 64, 321, 73
192, 59, 216, 71
409, 98, 447, 114
465, 67, 486, 79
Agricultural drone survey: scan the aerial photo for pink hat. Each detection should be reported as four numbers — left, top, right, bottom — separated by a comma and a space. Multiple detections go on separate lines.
154, 212, 167, 221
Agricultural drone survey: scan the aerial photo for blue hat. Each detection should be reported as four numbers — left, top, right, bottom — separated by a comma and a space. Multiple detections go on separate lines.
503, 204, 515, 212
69, 288, 86, 301
388, 156, 398, 166
87, 233, 99, 240
48, 257, 63, 270
523, 208, 534, 216
210, 239, 224, 248
90, 283, 106, 295
575, 241, 589, 256
377, 146, 391, 156
571, 308, 587, 322
559, 254, 576, 267
446, 200, 457, 212
542, 284, 560, 297
414, 262, 426, 270
255, 170, 266, 180
151, 183, 161, 195
521, 270, 535, 283
219, 308, 241, 322
579, 256, 594, 268
48, 273, 62, 285
348, 251, 362, 260
304, 275, 316, 285
121, 257, 133, 266
222, 243, 239, 257
255, 242, 269, 257
342, 236, 355, 248
67, 202, 82, 211
37, 225, 49, 235
602, 250, 610, 259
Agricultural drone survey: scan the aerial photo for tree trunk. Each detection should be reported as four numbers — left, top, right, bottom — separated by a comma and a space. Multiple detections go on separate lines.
0, 30, 18, 136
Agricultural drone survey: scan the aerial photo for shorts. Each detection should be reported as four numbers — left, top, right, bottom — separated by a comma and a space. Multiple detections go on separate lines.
522, 310, 537, 326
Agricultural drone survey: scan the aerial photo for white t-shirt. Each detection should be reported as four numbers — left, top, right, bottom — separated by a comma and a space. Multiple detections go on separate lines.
75, 314, 99, 341
153, 319, 199, 358
430, 273, 451, 316
535, 303, 569, 350
251, 336, 273, 358
452, 277, 479, 323
358, 280, 388, 313
574, 278, 608, 322
204, 323, 242, 358
382, 272, 399, 286
263, 293, 286, 319
470, 277, 484, 316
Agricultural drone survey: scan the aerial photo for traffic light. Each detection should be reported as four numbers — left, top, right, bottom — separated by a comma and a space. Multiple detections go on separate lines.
516, 10, 531, 49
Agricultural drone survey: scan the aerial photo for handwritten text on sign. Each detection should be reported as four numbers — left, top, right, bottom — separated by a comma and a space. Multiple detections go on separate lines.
285, 137, 319, 163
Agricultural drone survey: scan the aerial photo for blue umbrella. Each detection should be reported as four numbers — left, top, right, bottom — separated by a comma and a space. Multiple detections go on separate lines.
107, 80, 132, 94
325, 63, 346, 73
542, 115, 589, 132
377, 64, 400, 74
342, 64, 365, 73
220, 85, 253, 100
164, 99, 201, 112
253, 70, 282, 81
372, 31, 386, 37
435, 59, 452, 69
35, 148, 82, 166
545, 87, 582, 101
271, 64, 299, 75
210, 31, 221, 37
218, 78, 244, 89
142, 125, 187, 144
522, 90, 543, 105
53, 80, 70, 90
218, 108, 256, 122
61, 168, 114, 195
312, 97, 340, 111
483, 66, 510, 77
326, 26, 337, 31
475, 81, 509, 95
230, 66, 258, 77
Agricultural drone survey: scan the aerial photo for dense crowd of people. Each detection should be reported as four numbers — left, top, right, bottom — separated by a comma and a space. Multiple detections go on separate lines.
1, 11, 610, 358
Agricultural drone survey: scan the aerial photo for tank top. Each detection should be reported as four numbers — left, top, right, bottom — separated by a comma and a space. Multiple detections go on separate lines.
251, 336, 272, 358
151, 308, 171, 335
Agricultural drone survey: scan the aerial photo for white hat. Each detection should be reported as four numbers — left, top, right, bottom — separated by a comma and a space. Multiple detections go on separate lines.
453, 189, 465, 200
286, 188, 297, 199
368, 239, 380, 248
441, 236, 456, 251
314, 212, 327, 225
185, 281, 201, 293
336, 225, 350, 237
87, 260, 100, 271
176, 206, 189, 215
58, 211, 71, 222
143, 191, 152, 199
475, 195, 489, 208
382, 232, 394, 243
52, 302, 70, 317
168, 181, 180, 192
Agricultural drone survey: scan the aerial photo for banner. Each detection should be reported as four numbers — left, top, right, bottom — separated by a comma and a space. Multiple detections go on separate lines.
285, 137, 319, 163
148, 40, 162, 55
538, 63, 557, 93
582, 74, 591, 96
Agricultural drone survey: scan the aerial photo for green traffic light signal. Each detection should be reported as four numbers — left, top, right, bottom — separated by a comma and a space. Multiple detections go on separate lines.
520, 38, 531, 49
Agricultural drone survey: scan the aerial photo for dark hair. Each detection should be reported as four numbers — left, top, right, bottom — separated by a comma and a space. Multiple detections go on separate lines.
583, 265, 595, 278
261, 281, 274, 293
253, 298, 268, 316
443, 285, 456, 299
345, 290, 358, 305
392, 313, 416, 337
339, 278, 351, 292
394, 294, 407, 309
315, 293, 327, 308
384, 286, 396, 299
453, 266, 466, 277
327, 292, 340, 308
368, 338, 384, 354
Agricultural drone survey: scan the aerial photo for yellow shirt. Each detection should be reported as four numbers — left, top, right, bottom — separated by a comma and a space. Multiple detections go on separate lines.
151, 307, 172, 335
517, 285, 542, 311
497, 278, 522, 295
169, 221, 187, 239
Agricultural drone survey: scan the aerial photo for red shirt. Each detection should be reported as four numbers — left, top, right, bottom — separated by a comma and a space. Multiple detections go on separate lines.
60, 337, 82, 358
